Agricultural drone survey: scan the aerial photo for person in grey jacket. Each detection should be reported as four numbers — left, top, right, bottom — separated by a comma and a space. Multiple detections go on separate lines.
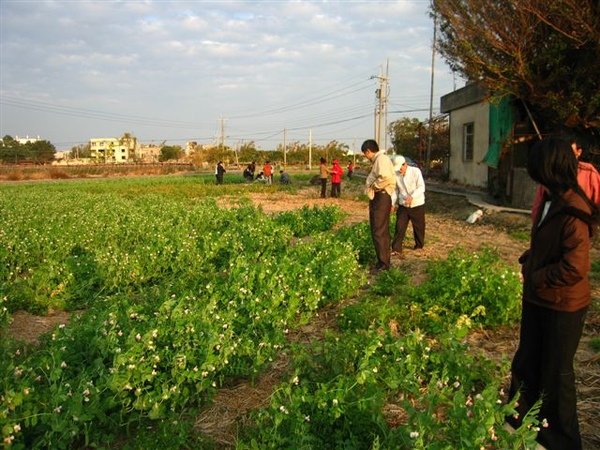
507, 137, 597, 450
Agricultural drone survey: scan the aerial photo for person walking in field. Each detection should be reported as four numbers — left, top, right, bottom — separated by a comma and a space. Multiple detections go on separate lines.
215, 161, 226, 185
507, 137, 597, 450
319, 157, 329, 198
361, 139, 396, 273
330, 159, 343, 197
391, 155, 426, 257
263, 161, 273, 185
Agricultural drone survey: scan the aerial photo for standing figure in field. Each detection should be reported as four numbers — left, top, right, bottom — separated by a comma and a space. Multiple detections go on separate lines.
347, 161, 354, 180
361, 139, 396, 273
531, 138, 600, 220
330, 159, 343, 198
391, 155, 426, 257
319, 157, 329, 198
263, 161, 273, 185
215, 161, 226, 185
507, 137, 597, 450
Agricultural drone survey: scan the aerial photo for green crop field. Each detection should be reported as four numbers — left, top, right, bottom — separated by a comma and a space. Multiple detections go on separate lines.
1, 176, 545, 449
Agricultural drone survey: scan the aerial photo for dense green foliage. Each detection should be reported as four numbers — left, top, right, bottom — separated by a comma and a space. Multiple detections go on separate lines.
0, 135, 56, 164
0, 177, 536, 448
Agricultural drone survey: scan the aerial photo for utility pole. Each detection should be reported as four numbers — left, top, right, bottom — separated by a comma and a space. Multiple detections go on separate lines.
283, 128, 287, 165
425, 13, 437, 176
371, 60, 389, 151
309, 129, 312, 170
219, 117, 226, 150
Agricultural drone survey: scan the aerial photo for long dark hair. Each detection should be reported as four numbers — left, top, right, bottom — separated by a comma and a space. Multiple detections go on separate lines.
527, 138, 578, 198
529, 137, 599, 233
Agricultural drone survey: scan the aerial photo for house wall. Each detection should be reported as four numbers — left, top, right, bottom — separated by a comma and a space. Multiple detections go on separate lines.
448, 102, 490, 188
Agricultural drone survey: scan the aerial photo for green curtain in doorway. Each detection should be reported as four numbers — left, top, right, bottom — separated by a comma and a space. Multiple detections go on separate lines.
483, 96, 513, 168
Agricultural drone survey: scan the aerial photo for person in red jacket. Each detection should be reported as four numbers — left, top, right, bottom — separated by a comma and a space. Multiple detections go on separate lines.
330, 159, 343, 198
508, 138, 598, 450
531, 138, 600, 220
263, 161, 273, 185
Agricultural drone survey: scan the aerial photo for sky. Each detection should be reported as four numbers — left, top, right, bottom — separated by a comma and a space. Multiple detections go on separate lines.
0, 0, 463, 152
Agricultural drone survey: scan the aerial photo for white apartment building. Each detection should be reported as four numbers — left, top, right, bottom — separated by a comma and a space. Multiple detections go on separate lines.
90, 137, 138, 163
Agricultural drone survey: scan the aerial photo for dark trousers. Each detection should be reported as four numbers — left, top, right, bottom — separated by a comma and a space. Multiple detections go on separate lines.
320, 178, 327, 198
331, 182, 341, 198
369, 192, 391, 270
392, 204, 425, 252
508, 302, 587, 450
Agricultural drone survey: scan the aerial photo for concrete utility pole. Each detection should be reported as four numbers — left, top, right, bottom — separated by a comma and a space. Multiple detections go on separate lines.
309, 129, 312, 170
425, 13, 437, 176
371, 60, 389, 151
219, 117, 226, 149
283, 128, 287, 165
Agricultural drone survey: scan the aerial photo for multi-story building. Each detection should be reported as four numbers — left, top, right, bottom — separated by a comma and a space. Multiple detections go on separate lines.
89, 136, 138, 163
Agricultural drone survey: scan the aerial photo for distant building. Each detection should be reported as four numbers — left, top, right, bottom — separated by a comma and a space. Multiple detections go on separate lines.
137, 144, 161, 163
15, 135, 42, 144
90, 136, 138, 163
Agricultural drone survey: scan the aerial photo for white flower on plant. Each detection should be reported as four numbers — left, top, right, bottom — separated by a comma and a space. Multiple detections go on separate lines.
304, 415, 310, 422
152, 329, 158, 338
453, 381, 461, 389
60, 361, 67, 369
292, 376, 299, 385
279, 405, 289, 414
4, 436, 14, 445
372, 367, 378, 373
135, 333, 141, 342
542, 418, 549, 428
409, 431, 419, 439
332, 399, 338, 406
13, 424, 21, 433
54, 406, 62, 413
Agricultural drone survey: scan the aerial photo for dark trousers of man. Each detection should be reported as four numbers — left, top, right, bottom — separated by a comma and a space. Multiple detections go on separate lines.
508, 302, 587, 450
369, 191, 391, 270
392, 204, 425, 252
331, 182, 341, 198
320, 178, 327, 198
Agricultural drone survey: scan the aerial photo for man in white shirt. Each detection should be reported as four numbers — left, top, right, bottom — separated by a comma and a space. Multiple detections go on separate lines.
391, 155, 426, 257
361, 139, 396, 272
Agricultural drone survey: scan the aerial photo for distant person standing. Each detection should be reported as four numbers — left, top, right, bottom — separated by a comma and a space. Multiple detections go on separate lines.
215, 161, 226, 185
319, 157, 329, 198
391, 155, 426, 257
361, 139, 396, 272
330, 159, 343, 197
263, 161, 273, 185
347, 161, 354, 180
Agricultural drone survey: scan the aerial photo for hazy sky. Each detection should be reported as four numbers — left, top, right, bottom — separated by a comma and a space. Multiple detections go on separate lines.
0, 0, 462, 151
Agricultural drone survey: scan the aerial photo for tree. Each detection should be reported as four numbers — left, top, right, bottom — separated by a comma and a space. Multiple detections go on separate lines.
159, 145, 183, 162
432, 0, 600, 136
26, 140, 56, 163
70, 143, 91, 159
389, 116, 449, 165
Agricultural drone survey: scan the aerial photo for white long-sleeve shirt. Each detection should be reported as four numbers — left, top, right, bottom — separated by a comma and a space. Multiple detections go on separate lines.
392, 166, 425, 207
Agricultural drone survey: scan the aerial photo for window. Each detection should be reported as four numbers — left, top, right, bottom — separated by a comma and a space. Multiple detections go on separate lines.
463, 122, 474, 161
